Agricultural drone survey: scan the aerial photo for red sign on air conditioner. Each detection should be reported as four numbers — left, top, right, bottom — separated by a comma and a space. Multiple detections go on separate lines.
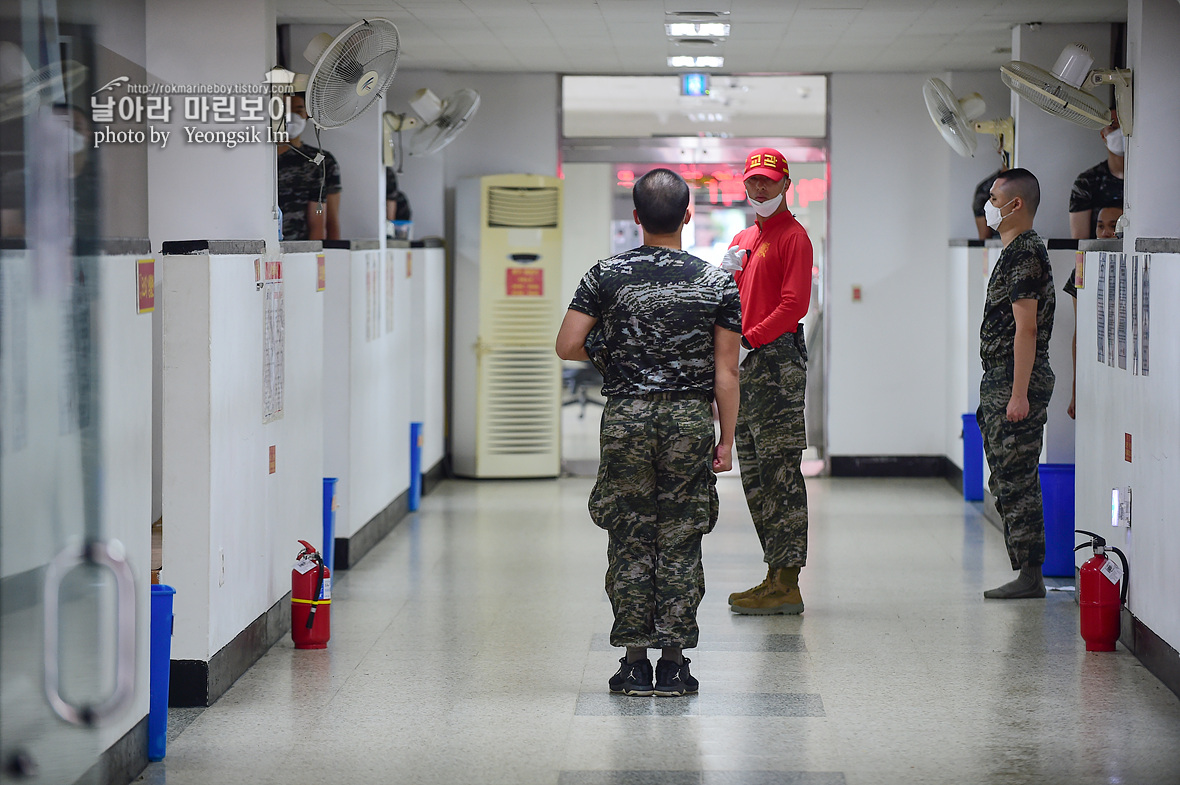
506, 268, 543, 296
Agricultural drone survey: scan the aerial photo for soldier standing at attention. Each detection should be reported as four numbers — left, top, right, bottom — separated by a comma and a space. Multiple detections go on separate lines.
978, 168, 1055, 599
555, 168, 741, 697
721, 148, 814, 616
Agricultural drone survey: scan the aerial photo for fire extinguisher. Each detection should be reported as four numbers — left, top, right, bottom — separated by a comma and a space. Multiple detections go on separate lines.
292, 540, 331, 649
1074, 529, 1129, 652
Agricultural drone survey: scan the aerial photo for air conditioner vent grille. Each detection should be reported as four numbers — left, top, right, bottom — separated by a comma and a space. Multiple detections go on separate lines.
483, 348, 558, 454
487, 187, 560, 228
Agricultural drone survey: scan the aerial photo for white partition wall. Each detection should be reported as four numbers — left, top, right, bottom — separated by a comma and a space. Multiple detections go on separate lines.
1077, 246, 1180, 657
322, 241, 418, 566
408, 242, 448, 474
160, 242, 324, 700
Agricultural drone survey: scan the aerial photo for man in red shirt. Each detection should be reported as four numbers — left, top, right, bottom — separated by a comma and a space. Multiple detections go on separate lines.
723, 147, 814, 615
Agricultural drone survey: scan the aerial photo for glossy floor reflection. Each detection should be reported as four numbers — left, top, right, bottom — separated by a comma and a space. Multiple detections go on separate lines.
140, 477, 1180, 785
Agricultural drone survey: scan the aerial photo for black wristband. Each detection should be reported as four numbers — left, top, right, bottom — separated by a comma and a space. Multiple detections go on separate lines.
741, 336, 753, 350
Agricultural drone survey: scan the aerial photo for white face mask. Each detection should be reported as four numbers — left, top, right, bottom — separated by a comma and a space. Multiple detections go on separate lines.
984, 197, 1015, 230
1105, 126, 1125, 156
748, 191, 784, 218
285, 114, 306, 140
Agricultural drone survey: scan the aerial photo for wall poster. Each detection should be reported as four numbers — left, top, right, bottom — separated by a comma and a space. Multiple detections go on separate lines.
1107, 252, 1117, 366
1096, 252, 1106, 364
263, 260, 285, 423
1132, 255, 1139, 375
1141, 254, 1150, 376
1117, 254, 1127, 370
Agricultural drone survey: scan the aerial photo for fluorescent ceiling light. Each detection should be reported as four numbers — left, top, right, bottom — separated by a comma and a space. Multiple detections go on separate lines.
666, 23, 730, 37
668, 56, 724, 68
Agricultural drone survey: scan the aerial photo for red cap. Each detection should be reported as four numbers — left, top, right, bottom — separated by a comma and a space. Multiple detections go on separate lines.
743, 147, 789, 182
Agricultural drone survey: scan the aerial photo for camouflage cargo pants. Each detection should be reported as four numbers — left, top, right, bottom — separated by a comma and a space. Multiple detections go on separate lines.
977, 364, 1055, 570
589, 396, 718, 649
736, 330, 808, 568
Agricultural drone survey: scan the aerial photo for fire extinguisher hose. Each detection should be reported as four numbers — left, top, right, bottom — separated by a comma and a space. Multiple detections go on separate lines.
307, 555, 325, 630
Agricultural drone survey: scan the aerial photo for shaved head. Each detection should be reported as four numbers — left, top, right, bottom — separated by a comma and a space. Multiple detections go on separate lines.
993, 168, 1040, 217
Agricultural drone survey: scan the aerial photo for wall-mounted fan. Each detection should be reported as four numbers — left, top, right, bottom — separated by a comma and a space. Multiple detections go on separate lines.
303, 19, 400, 130
0, 42, 87, 122
383, 87, 480, 168
922, 77, 1013, 164
1001, 43, 1133, 136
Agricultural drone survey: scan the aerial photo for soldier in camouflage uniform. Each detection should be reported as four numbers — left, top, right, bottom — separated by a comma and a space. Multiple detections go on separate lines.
721, 148, 814, 615
556, 168, 741, 697
978, 168, 1055, 600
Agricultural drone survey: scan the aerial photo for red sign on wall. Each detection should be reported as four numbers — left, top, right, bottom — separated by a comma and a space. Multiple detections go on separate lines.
137, 259, 155, 313
506, 268, 543, 296
269, 445, 276, 474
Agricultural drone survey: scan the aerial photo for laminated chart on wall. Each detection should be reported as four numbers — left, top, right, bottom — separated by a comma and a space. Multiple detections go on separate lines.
1132, 255, 1139, 375
1107, 252, 1117, 366
263, 260, 285, 423
1141, 254, 1150, 376
1096, 252, 1106, 364
385, 254, 395, 334
1117, 254, 1127, 370
366, 254, 380, 342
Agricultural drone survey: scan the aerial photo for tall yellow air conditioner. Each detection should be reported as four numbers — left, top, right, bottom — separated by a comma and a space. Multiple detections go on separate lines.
452, 174, 563, 478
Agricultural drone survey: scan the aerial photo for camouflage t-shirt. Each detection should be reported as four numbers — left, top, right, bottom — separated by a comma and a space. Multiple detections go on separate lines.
278, 144, 342, 241
1068, 160, 1123, 238
980, 230, 1055, 370
568, 246, 742, 398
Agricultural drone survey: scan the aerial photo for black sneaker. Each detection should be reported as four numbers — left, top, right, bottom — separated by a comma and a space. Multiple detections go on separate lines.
654, 657, 698, 697
608, 657, 654, 696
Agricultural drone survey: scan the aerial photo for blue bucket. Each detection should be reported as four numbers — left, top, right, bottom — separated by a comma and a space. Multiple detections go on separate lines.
1040, 463, 1076, 577
322, 478, 338, 573
961, 413, 983, 501
149, 584, 176, 761
409, 423, 423, 512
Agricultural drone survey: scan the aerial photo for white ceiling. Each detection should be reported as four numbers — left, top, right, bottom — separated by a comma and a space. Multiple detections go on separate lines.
276, 0, 1126, 75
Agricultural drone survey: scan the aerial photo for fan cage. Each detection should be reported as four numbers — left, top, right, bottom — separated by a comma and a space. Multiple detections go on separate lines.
1001, 61, 1110, 130
307, 19, 400, 129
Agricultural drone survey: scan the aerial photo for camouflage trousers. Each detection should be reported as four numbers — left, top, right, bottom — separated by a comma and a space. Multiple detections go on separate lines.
736, 331, 808, 568
589, 396, 718, 649
977, 363, 1055, 570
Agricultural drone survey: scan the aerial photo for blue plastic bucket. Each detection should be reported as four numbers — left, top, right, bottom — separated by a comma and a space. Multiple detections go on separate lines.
149, 584, 176, 761
1040, 463, 1076, 577
409, 423, 423, 512
322, 478, 338, 573
961, 413, 983, 501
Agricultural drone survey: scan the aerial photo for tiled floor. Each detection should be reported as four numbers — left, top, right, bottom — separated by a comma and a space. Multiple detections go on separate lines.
137, 469, 1180, 785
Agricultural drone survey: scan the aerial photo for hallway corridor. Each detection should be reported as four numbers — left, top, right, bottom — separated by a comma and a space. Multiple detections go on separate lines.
140, 476, 1180, 785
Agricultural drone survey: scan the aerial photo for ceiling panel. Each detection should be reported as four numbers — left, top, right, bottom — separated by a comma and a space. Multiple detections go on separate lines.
275, 0, 1125, 75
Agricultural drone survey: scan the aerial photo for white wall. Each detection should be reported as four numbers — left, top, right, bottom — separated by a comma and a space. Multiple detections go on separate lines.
827, 72, 951, 458
161, 250, 323, 661
560, 162, 614, 309
1011, 23, 1115, 241
1125, 0, 1180, 247
145, 0, 279, 252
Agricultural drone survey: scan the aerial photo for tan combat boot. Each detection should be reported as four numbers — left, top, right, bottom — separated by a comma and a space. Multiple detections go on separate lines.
727, 566, 773, 605
729, 566, 804, 615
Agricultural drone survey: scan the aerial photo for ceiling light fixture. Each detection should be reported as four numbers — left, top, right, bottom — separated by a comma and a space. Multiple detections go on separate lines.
668, 56, 724, 68
666, 23, 730, 37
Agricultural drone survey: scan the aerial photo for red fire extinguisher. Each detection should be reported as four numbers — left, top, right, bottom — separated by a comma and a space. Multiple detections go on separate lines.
292, 540, 331, 649
1074, 529, 1129, 652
